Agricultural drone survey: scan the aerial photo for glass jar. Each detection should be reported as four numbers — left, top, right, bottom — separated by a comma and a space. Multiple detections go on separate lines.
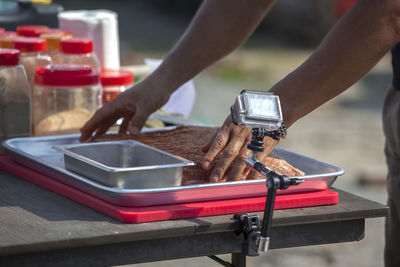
13, 37, 51, 88
101, 69, 134, 105
32, 64, 101, 136
0, 32, 17, 49
0, 49, 31, 154
60, 38, 100, 73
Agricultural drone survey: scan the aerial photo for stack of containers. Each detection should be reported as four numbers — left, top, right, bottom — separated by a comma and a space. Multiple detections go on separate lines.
0, 23, 130, 137
32, 64, 101, 136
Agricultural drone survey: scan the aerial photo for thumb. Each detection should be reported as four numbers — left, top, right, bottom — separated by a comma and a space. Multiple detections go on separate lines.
128, 109, 149, 135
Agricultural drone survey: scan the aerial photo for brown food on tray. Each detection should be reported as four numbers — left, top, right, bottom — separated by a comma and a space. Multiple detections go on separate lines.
94, 126, 304, 185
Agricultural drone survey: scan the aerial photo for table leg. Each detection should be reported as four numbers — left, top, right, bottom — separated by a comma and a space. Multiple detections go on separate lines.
231, 253, 246, 267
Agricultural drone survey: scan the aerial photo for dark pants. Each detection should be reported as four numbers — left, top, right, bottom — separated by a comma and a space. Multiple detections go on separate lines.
383, 86, 400, 267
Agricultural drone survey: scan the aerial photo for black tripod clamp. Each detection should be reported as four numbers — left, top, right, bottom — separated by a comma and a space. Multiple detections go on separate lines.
235, 128, 304, 256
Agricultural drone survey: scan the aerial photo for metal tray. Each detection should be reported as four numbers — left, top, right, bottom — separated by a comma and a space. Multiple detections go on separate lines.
54, 141, 194, 189
2, 132, 344, 207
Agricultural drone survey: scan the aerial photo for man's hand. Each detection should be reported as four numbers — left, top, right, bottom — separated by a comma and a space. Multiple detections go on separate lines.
201, 115, 279, 182
79, 78, 170, 142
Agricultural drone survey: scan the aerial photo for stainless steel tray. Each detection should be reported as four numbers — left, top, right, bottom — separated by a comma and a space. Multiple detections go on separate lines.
54, 141, 194, 189
2, 132, 344, 207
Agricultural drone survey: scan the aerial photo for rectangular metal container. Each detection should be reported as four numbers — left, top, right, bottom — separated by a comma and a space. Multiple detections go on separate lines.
54, 141, 194, 189
2, 131, 344, 207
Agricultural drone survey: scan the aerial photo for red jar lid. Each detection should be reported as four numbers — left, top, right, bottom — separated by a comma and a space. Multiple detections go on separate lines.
35, 64, 100, 87
17, 25, 49, 37
0, 31, 17, 38
60, 38, 93, 54
13, 37, 46, 52
101, 69, 134, 86
0, 48, 19, 66
0, 28, 5, 33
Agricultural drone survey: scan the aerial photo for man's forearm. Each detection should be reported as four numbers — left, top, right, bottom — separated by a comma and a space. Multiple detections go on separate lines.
152, 0, 276, 94
271, 0, 400, 128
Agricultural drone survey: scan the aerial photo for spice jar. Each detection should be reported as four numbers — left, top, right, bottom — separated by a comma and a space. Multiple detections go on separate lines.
13, 37, 51, 88
40, 32, 71, 63
60, 38, 100, 73
101, 69, 134, 105
32, 64, 101, 136
17, 25, 49, 37
0, 32, 17, 49
0, 49, 31, 154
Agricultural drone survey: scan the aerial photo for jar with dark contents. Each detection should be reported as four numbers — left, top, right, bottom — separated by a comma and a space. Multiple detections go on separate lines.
101, 69, 134, 105
32, 64, 101, 136
13, 37, 51, 88
0, 49, 31, 154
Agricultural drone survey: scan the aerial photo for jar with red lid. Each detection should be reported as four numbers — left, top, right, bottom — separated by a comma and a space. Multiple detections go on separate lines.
32, 64, 101, 136
101, 69, 134, 105
60, 38, 100, 73
0, 49, 31, 154
17, 25, 49, 37
0, 32, 17, 49
13, 37, 51, 87
40, 31, 71, 64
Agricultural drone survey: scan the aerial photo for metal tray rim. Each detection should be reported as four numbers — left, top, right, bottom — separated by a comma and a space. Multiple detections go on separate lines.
2, 134, 345, 194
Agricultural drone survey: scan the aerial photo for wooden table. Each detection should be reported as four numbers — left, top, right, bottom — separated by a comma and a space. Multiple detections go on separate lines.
0, 170, 388, 267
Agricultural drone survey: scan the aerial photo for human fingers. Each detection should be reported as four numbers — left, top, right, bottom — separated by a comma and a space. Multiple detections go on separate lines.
91, 117, 121, 140
208, 132, 246, 182
201, 131, 218, 153
227, 137, 252, 181
118, 114, 133, 135
202, 126, 230, 171
79, 103, 119, 142
128, 108, 150, 135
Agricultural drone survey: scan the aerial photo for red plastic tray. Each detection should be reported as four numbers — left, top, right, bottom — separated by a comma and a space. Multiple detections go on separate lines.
0, 156, 338, 223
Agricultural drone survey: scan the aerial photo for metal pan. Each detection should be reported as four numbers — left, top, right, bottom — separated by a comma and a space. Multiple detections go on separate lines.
54, 141, 194, 189
2, 131, 344, 207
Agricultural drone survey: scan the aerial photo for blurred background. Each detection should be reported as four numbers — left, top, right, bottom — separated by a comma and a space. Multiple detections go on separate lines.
0, 0, 390, 266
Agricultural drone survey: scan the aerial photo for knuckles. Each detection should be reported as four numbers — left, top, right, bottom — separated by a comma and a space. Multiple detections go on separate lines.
223, 149, 236, 158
